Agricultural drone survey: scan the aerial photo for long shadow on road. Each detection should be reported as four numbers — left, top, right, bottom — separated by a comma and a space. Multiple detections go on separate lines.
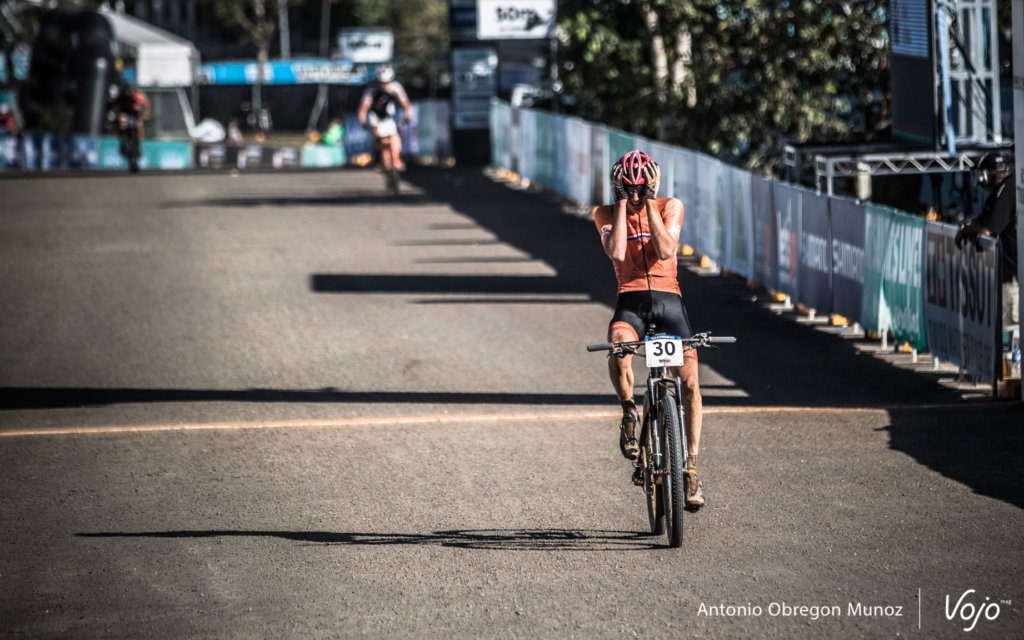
77, 529, 656, 551
0, 388, 609, 411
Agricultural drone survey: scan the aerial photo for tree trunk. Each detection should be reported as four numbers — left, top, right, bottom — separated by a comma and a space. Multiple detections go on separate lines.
672, 31, 695, 108
643, 6, 668, 105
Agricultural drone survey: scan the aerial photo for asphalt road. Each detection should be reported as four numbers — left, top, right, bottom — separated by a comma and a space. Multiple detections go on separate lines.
1, 167, 1021, 639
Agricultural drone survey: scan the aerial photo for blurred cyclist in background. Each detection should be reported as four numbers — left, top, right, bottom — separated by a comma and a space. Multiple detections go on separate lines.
111, 83, 150, 144
358, 63, 412, 171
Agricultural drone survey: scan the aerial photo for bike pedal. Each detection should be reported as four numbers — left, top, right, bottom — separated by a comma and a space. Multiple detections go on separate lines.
631, 467, 644, 487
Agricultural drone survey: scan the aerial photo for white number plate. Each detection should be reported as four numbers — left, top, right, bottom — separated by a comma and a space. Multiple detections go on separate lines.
645, 335, 685, 367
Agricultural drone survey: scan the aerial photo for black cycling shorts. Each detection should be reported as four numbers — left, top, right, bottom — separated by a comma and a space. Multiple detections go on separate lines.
609, 290, 694, 344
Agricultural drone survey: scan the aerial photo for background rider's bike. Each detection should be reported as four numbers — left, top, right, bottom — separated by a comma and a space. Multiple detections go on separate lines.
587, 332, 735, 548
119, 115, 141, 173
374, 118, 400, 195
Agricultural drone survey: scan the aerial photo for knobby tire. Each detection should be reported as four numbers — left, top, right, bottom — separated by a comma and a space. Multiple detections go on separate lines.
659, 395, 686, 548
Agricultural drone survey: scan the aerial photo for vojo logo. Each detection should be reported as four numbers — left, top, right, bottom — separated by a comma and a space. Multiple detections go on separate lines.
945, 589, 1004, 632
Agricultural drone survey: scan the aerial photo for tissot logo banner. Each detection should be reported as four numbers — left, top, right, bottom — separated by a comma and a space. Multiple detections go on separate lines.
829, 197, 866, 322
477, 0, 556, 39
773, 182, 802, 298
798, 190, 833, 314
751, 175, 777, 290
924, 222, 1001, 384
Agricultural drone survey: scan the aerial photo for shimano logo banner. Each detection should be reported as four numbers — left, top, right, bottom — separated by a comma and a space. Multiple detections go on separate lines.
829, 197, 866, 322
799, 189, 833, 314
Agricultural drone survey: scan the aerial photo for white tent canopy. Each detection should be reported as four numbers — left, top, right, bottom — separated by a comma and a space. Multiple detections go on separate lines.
101, 8, 199, 87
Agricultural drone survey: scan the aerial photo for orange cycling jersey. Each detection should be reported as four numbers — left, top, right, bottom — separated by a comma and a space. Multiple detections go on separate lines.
594, 198, 684, 295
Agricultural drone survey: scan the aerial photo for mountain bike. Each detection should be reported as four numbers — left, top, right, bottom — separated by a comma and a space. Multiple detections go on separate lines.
373, 117, 401, 195
588, 331, 735, 547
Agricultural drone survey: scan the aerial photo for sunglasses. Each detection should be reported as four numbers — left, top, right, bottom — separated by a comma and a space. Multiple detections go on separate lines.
623, 183, 645, 197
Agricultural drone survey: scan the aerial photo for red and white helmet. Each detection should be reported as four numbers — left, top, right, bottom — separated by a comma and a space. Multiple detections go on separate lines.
619, 150, 654, 185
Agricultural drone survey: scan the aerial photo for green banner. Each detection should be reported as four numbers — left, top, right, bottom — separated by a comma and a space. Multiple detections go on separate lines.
301, 144, 346, 167
607, 129, 639, 169
417, 102, 436, 158
97, 137, 192, 170
862, 203, 893, 334
882, 211, 927, 350
533, 110, 558, 190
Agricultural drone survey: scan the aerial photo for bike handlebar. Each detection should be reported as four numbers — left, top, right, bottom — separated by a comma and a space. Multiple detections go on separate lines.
586, 332, 736, 352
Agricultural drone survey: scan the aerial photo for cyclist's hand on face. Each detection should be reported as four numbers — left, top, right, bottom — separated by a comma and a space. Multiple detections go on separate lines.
611, 161, 626, 202
642, 161, 660, 200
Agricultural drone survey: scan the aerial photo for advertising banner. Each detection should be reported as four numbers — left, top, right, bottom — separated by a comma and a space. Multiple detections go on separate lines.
508, 106, 523, 174
773, 181, 802, 298
649, 142, 675, 200
924, 222, 1001, 383
197, 59, 366, 85
338, 28, 394, 64
490, 100, 505, 167
1013, 0, 1024, 394
727, 168, 754, 280
694, 156, 725, 263
417, 102, 437, 158
751, 175, 776, 290
798, 189, 832, 314
97, 138, 192, 170
301, 144, 345, 168
476, 0, 556, 39
881, 211, 927, 350
1, 132, 18, 169
829, 197, 866, 323
607, 129, 639, 170
434, 101, 452, 158
564, 117, 592, 206
554, 114, 569, 197
452, 47, 497, 131
343, 116, 374, 159
591, 124, 609, 205
533, 110, 558, 190
520, 108, 536, 183
673, 148, 697, 248
862, 203, 894, 333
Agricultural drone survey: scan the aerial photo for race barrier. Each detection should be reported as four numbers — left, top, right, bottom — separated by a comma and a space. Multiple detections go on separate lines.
489, 100, 1007, 379
0, 133, 193, 171
0, 100, 452, 173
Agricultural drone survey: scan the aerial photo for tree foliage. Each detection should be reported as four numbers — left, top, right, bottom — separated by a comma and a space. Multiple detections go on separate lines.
558, 0, 891, 173
346, 0, 448, 87
213, 0, 292, 70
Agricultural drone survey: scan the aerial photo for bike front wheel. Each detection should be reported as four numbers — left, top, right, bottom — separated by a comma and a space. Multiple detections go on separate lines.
659, 395, 686, 548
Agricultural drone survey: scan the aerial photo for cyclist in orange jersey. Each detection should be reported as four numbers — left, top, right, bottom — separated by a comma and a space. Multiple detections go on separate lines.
594, 150, 704, 508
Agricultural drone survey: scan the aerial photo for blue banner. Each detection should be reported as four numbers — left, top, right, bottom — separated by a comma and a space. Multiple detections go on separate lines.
197, 60, 368, 85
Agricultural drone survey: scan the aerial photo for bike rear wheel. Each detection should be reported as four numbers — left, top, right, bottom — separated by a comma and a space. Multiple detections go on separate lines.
641, 415, 665, 536
659, 395, 686, 548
